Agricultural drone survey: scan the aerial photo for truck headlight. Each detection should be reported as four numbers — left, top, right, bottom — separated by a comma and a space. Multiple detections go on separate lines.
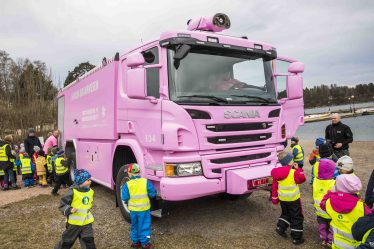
164, 162, 202, 177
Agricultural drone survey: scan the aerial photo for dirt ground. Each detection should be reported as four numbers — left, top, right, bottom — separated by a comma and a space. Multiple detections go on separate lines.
0, 141, 373, 249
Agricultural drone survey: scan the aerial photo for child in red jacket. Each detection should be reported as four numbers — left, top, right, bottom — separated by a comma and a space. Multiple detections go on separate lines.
271, 151, 306, 245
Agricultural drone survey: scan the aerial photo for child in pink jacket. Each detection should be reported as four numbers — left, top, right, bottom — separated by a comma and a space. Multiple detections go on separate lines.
321, 174, 372, 248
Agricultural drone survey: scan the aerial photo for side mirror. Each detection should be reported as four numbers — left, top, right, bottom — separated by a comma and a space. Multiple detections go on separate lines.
288, 62, 304, 74
126, 52, 145, 67
126, 68, 146, 99
286, 75, 303, 100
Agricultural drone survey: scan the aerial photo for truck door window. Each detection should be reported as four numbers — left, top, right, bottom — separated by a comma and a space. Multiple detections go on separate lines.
143, 47, 160, 98
275, 60, 289, 99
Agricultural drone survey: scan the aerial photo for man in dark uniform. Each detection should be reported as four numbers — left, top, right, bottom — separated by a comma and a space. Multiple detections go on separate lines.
325, 113, 353, 158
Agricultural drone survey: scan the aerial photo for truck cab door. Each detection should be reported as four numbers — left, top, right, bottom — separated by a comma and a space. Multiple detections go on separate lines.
124, 46, 163, 151
274, 57, 304, 141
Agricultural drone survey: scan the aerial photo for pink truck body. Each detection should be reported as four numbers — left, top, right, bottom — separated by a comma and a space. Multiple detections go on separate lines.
57, 15, 304, 204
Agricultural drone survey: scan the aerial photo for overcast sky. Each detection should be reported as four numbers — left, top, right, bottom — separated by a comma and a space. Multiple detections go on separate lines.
1, 0, 373, 88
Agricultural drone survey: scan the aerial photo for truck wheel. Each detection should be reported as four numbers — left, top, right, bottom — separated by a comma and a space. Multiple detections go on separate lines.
69, 152, 77, 181
115, 165, 131, 223
219, 192, 252, 200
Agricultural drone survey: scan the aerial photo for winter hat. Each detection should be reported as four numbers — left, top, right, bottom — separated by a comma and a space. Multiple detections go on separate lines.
335, 174, 362, 194
319, 144, 333, 158
74, 169, 92, 185
318, 159, 336, 180
279, 152, 293, 166
336, 155, 354, 171
28, 128, 35, 134
127, 163, 140, 174
33, 146, 41, 153
315, 137, 326, 147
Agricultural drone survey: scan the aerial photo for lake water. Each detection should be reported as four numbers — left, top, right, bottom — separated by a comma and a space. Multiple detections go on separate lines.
305, 101, 374, 115
296, 114, 374, 141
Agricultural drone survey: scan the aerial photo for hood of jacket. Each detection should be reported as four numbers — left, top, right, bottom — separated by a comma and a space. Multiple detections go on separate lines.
328, 191, 362, 214
271, 166, 292, 181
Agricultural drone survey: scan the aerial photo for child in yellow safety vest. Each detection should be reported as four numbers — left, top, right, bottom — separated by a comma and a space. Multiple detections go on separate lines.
51, 149, 73, 196
46, 147, 54, 186
311, 143, 339, 185
352, 212, 374, 249
20, 153, 35, 187
312, 158, 336, 247
121, 163, 157, 249
55, 169, 97, 249
321, 174, 372, 249
291, 137, 304, 169
271, 151, 307, 245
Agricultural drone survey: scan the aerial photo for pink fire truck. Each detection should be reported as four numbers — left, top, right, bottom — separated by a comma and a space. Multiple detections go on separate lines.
57, 14, 305, 221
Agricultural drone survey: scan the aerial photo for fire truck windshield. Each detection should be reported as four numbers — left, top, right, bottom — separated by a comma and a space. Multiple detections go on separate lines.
167, 49, 277, 105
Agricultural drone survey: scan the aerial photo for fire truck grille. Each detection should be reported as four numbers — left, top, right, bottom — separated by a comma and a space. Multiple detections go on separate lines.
210, 152, 271, 164
206, 122, 272, 132
207, 133, 271, 144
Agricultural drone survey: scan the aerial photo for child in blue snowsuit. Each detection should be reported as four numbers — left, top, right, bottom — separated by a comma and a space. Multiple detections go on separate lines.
20, 153, 35, 187
121, 163, 156, 249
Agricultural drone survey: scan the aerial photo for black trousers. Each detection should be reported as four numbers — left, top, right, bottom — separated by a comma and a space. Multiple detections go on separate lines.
52, 173, 72, 194
277, 199, 304, 239
55, 223, 96, 249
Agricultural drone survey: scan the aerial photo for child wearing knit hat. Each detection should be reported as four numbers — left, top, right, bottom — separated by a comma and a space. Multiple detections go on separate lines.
312, 159, 336, 247
321, 174, 372, 249
55, 169, 97, 249
271, 151, 306, 245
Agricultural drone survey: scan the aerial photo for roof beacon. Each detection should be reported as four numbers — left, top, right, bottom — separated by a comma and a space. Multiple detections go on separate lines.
187, 13, 231, 32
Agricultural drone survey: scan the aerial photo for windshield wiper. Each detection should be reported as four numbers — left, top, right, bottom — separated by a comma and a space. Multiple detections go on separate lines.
177, 95, 229, 103
230, 95, 277, 104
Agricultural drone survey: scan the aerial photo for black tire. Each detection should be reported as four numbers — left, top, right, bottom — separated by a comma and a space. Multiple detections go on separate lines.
115, 164, 131, 223
219, 192, 252, 200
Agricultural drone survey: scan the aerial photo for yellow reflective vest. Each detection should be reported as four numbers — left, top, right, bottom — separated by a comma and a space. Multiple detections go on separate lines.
46, 155, 52, 172
313, 161, 320, 180
127, 178, 151, 211
0, 144, 10, 162
292, 144, 304, 162
277, 169, 301, 202
326, 199, 365, 249
10, 158, 17, 171
20, 158, 33, 175
68, 188, 94, 226
55, 157, 68, 175
361, 228, 374, 246
312, 178, 335, 219
0, 169, 4, 176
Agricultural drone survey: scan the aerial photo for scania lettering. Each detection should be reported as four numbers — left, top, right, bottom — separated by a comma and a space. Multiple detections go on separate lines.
58, 13, 305, 221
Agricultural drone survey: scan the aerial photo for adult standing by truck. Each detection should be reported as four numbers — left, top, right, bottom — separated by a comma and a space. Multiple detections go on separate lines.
43, 129, 59, 155
24, 128, 44, 157
325, 113, 353, 158
0, 135, 17, 190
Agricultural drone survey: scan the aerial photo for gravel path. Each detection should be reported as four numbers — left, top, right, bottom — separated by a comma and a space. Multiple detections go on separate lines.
1, 141, 373, 248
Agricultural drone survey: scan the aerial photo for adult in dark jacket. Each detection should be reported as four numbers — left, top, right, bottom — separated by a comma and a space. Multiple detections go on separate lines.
325, 113, 353, 158
0, 135, 17, 190
366, 169, 374, 209
24, 128, 44, 157
352, 212, 374, 249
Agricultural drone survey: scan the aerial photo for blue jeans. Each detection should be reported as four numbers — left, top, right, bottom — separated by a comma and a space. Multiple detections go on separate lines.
4, 168, 15, 188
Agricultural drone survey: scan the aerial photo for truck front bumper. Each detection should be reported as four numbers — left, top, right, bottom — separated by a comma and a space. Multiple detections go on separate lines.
159, 163, 277, 201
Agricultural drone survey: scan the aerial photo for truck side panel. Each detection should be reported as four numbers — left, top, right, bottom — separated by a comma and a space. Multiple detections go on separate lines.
62, 62, 118, 141
76, 140, 114, 188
